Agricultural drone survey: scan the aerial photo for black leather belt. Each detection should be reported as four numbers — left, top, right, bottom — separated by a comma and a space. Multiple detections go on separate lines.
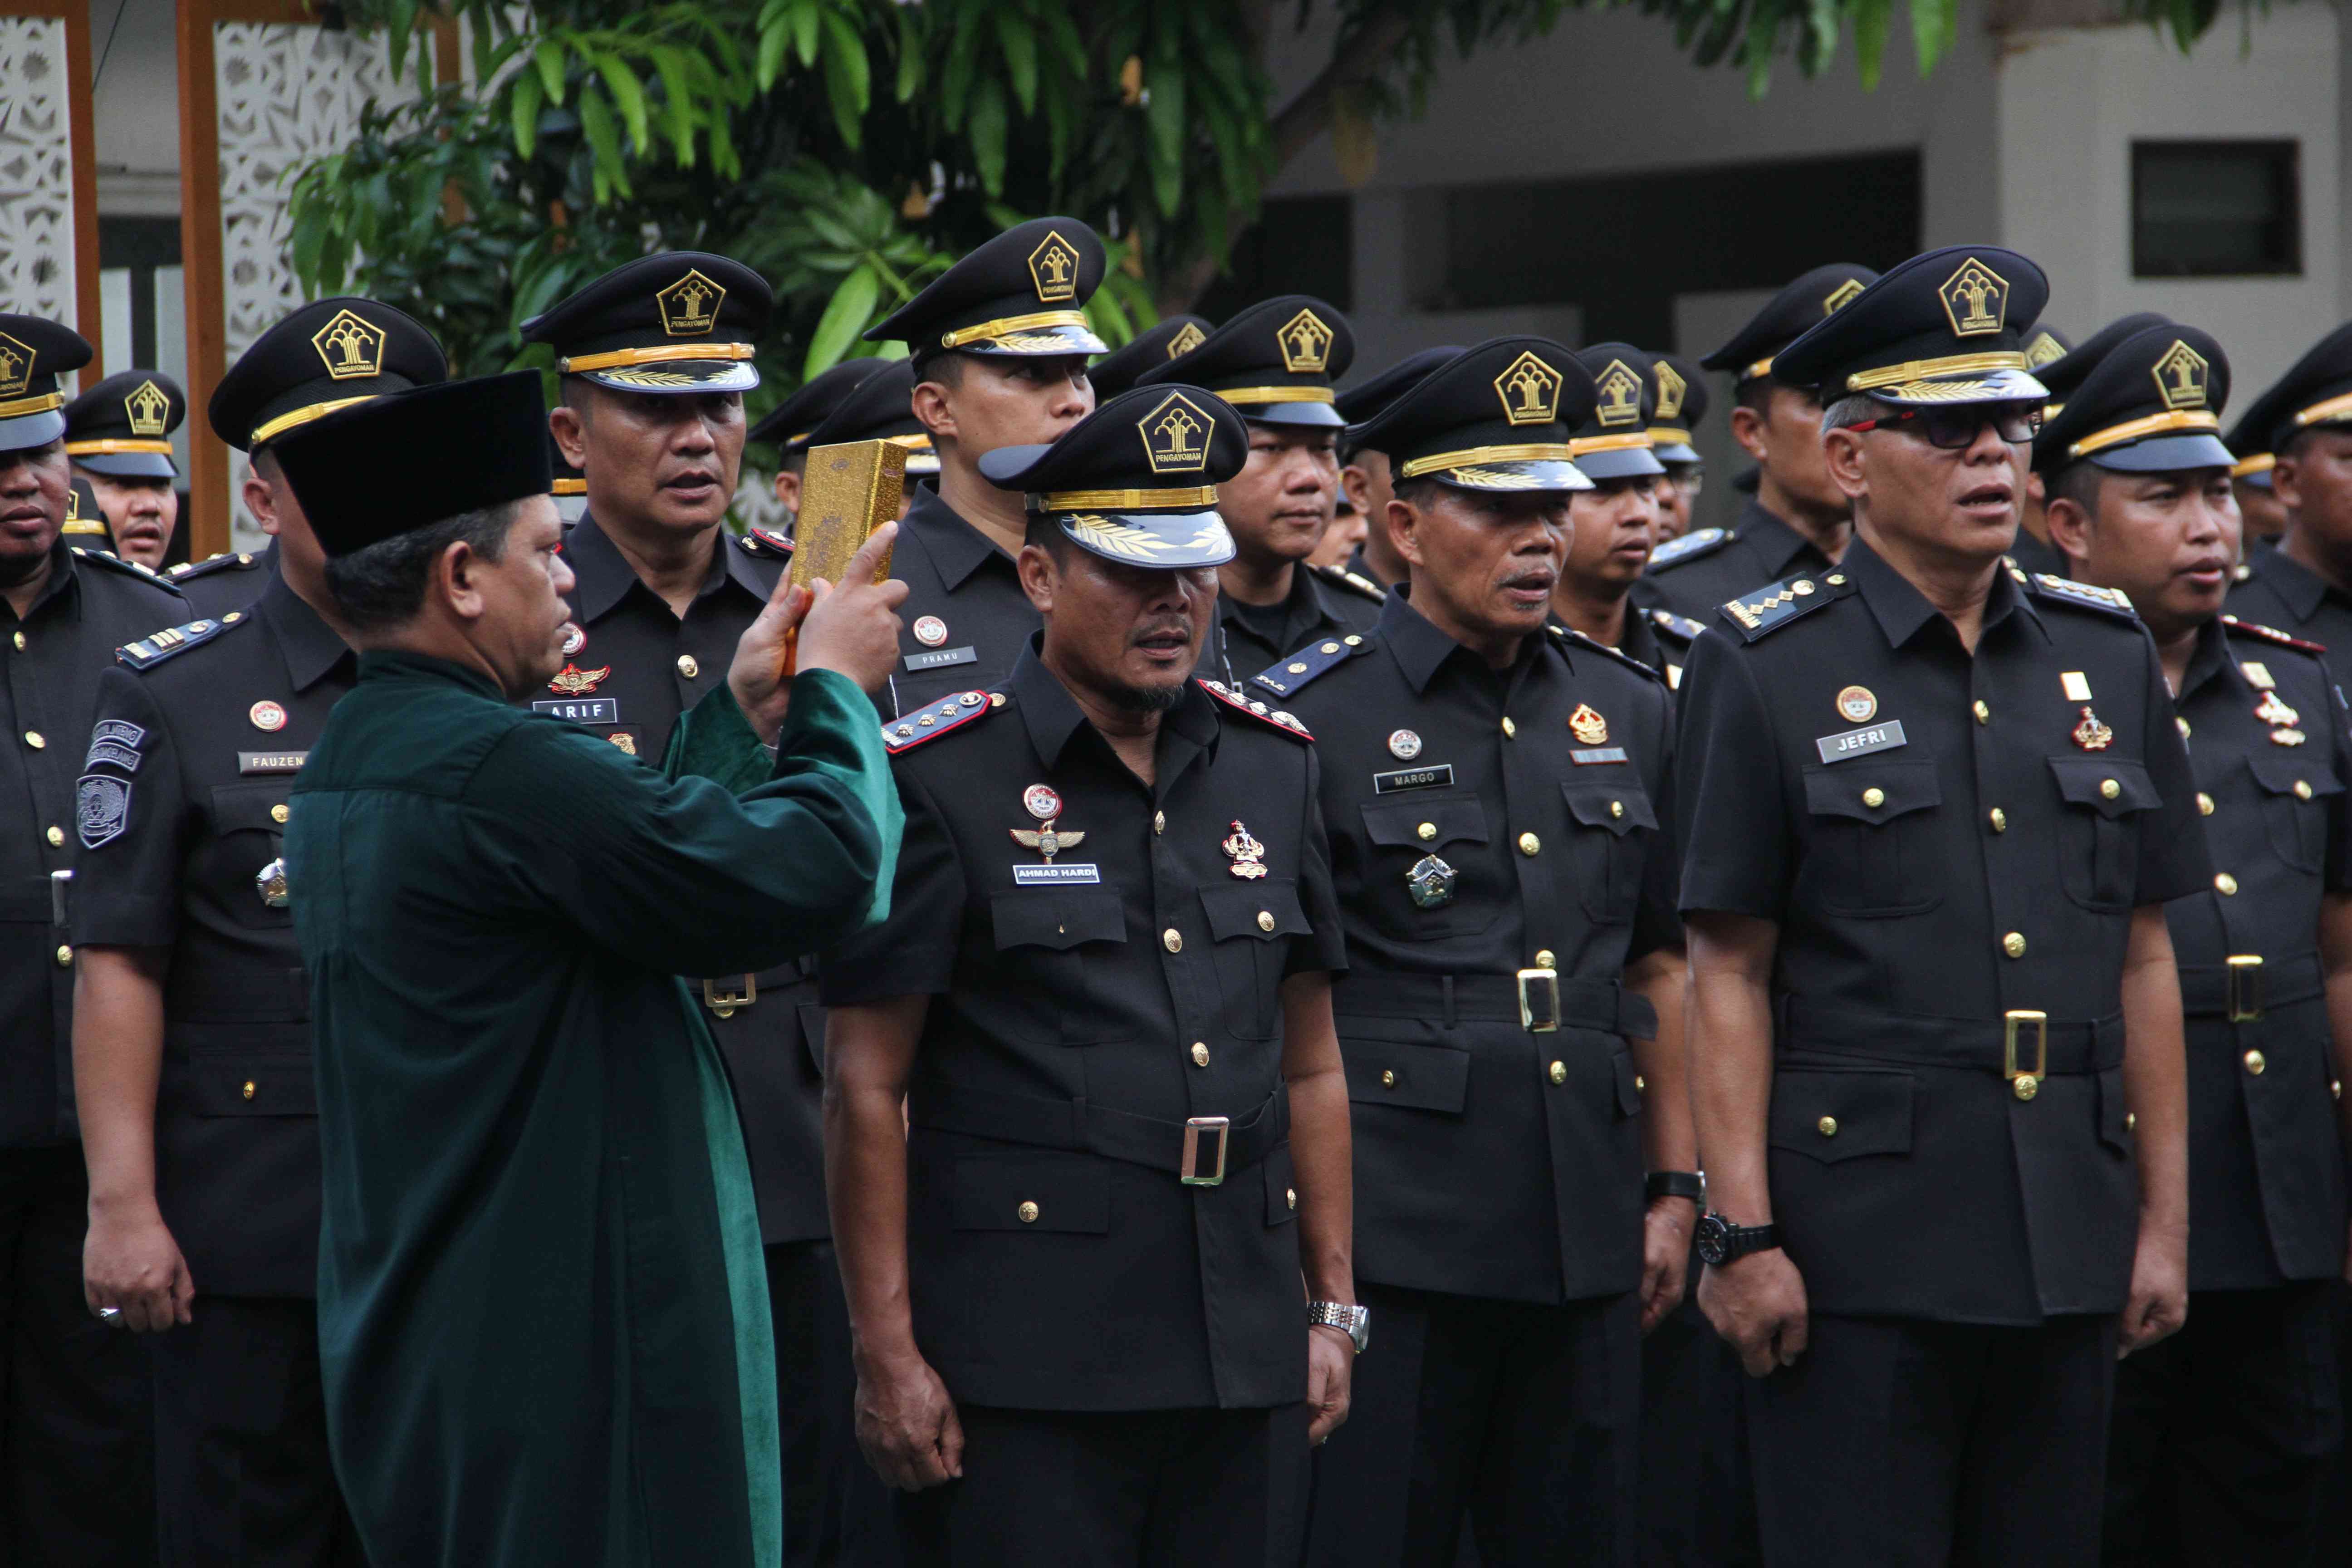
2176, 953, 2323, 1019
1332, 972, 1657, 1038
908, 1081, 1287, 1187
1780, 997, 2123, 1095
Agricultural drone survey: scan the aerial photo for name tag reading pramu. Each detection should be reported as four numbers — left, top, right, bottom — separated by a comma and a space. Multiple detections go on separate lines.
1815, 719, 1907, 764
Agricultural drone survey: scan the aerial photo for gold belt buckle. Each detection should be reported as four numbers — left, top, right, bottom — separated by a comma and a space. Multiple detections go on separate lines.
2227, 955, 2264, 1022
2004, 1010, 2048, 1102
1180, 1116, 1230, 1186
1517, 967, 1561, 1033
703, 974, 757, 1018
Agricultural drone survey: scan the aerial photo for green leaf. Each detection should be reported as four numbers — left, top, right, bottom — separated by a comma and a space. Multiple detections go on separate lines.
1143, 55, 1185, 216
534, 39, 567, 105
995, 12, 1039, 115
893, 7, 924, 102
1854, 0, 1892, 88
819, 11, 870, 145
793, 0, 821, 68
575, 84, 630, 201
593, 53, 650, 155
509, 69, 544, 157
940, 15, 976, 129
649, 45, 696, 164
1911, 0, 1953, 76
968, 76, 1009, 197
755, 20, 790, 92
805, 264, 881, 379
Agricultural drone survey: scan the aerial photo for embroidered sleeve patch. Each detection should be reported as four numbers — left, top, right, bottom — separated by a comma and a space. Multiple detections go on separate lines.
76, 774, 131, 848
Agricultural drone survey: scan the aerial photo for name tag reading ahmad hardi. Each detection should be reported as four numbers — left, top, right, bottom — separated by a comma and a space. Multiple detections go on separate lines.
1815, 719, 1907, 764
1013, 862, 1102, 886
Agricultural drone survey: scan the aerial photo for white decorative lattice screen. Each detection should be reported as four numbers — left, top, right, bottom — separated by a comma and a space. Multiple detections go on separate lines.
0, 17, 80, 347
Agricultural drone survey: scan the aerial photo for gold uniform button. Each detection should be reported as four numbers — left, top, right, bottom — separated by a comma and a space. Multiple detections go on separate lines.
2197, 792, 2215, 816
2295, 780, 2314, 800
270, 803, 289, 824
2333, 1079, 2343, 1102
1609, 800, 1624, 819
2002, 931, 2027, 959
54, 945, 71, 968
1518, 832, 1541, 856
1973, 700, 1989, 724
1548, 1061, 1567, 1085
9, 631, 21, 650
2215, 872, 2239, 896
1817, 1116, 1838, 1137
2177, 716, 2192, 739
44, 826, 61, 848
1191, 1042, 1210, 1067
1017, 1201, 1039, 1224
2125, 1112, 2136, 1132
676, 654, 700, 678
1534, 949, 1556, 970
1501, 717, 1517, 739
1153, 811, 1165, 834
1862, 787, 1885, 809
1635, 1075, 1646, 1092
2244, 1049, 2266, 1075
1417, 822, 1437, 842
1381, 1069, 1397, 1088
2099, 779, 2120, 800
22, 731, 41, 750
1162, 928, 1182, 953
242, 1080, 256, 1101
1256, 911, 1275, 932
1287, 1187, 1298, 1211
1989, 808, 2007, 833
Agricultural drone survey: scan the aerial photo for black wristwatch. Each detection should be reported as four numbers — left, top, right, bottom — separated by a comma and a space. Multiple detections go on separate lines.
1694, 1212, 1781, 1267
1645, 1170, 1705, 1205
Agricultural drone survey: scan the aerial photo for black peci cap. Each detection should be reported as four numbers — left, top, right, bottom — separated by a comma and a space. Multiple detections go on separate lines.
2032, 313, 2172, 418
868, 218, 1107, 362
1699, 264, 1879, 382
523, 252, 771, 396
977, 384, 1248, 568
804, 362, 939, 477
2223, 321, 2352, 470
1336, 345, 1463, 441
274, 372, 554, 558
64, 370, 186, 478
0, 314, 93, 454
2032, 323, 2233, 476
746, 357, 890, 454
209, 297, 447, 453
1646, 352, 1709, 464
1349, 337, 1596, 494
1087, 316, 1210, 401
1775, 246, 2051, 408
1133, 295, 1354, 429
60, 475, 112, 549
1573, 343, 1668, 481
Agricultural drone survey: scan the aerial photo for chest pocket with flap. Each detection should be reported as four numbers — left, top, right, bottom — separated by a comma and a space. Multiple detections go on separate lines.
989, 888, 1129, 1045
206, 781, 295, 930
1199, 881, 1310, 1039
2248, 753, 2341, 874
1360, 796, 1495, 936
1563, 780, 1658, 925
1800, 758, 1943, 917
2047, 757, 2158, 911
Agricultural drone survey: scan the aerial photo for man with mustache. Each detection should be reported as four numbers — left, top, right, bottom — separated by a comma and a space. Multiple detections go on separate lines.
63, 370, 187, 571
0, 312, 183, 1563
1262, 339, 1692, 1568
1676, 248, 2203, 1568
2036, 323, 2352, 1566
822, 384, 1356, 1566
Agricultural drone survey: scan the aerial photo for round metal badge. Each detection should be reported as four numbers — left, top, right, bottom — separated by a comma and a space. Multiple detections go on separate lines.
1023, 784, 1062, 821
249, 701, 287, 733
560, 622, 586, 657
913, 616, 949, 647
1387, 729, 1422, 760
1835, 685, 1877, 724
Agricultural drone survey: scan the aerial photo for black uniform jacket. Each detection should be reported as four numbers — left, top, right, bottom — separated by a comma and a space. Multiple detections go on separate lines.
554, 509, 832, 1244
2167, 616, 2352, 1289
166, 543, 273, 620
2227, 537, 2352, 692
1206, 563, 1382, 690
1262, 593, 1680, 1305
883, 485, 1041, 719
1675, 540, 2209, 1323
71, 574, 352, 1295
2, 541, 182, 1147
822, 642, 1348, 1412
1634, 497, 1842, 622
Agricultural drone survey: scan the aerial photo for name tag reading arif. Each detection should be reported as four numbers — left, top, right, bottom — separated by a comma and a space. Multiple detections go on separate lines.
1373, 764, 1455, 794
1816, 719, 1908, 764
904, 646, 977, 673
532, 698, 619, 725
1013, 862, 1101, 886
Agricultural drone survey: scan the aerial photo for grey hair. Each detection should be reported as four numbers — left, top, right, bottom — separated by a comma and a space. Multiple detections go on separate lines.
1821, 393, 1884, 432
321, 502, 520, 632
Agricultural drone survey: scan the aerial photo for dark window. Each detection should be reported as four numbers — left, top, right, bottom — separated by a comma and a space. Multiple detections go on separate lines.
1196, 195, 1353, 318
2132, 141, 2300, 278
98, 217, 183, 369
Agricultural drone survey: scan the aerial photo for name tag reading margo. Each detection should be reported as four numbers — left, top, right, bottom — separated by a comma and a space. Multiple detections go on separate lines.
904, 645, 978, 673
1013, 862, 1102, 886
532, 698, 619, 725
1372, 764, 1455, 794
1816, 719, 1907, 764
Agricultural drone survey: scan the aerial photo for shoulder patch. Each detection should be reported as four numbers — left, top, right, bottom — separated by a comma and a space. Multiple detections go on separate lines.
165, 550, 261, 584
1717, 570, 1850, 643
2221, 614, 2326, 655
1548, 622, 1664, 682
115, 609, 251, 671
1646, 526, 1733, 572
73, 546, 182, 593
2029, 573, 2139, 621
1250, 632, 1369, 699
1307, 560, 1387, 607
1197, 679, 1314, 741
737, 522, 795, 559
882, 689, 997, 753
1646, 607, 1707, 644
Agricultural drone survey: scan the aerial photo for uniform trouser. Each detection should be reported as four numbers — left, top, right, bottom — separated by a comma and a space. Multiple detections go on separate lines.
892, 1401, 1311, 1566
766, 1238, 898, 1568
0, 1143, 154, 1566
147, 1294, 362, 1567
1746, 1311, 2117, 1568
1303, 1282, 1639, 1568
1637, 1280, 1760, 1568
2102, 1281, 2343, 1567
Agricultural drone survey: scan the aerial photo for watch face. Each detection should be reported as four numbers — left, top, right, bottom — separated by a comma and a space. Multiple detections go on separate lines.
1695, 1214, 1730, 1266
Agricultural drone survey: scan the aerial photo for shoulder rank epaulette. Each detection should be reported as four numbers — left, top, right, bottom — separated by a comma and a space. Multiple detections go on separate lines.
1646, 607, 1707, 643
1717, 570, 1851, 642
1547, 622, 1663, 682
116, 608, 250, 670
2221, 614, 2326, 655
165, 550, 262, 585
1646, 526, 1733, 571
1306, 560, 1387, 606
736, 522, 794, 559
881, 689, 997, 753
1250, 631, 1370, 699
1197, 679, 1314, 741
72, 546, 181, 592
2029, 572, 2138, 620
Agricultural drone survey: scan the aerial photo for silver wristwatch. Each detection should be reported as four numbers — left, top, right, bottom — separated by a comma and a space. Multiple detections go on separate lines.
1307, 1300, 1370, 1354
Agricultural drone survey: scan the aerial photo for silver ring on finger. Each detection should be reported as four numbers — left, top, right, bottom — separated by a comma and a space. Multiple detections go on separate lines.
95, 1305, 122, 1324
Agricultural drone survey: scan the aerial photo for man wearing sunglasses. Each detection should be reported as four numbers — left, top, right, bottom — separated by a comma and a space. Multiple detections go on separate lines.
1674, 246, 2204, 1568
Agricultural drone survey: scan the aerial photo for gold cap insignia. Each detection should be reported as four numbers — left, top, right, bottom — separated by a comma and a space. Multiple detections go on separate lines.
1493, 351, 1565, 427
1140, 391, 1214, 475
1652, 359, 1687, 421
2025, 331, 2067, 368
1937, 258, 2010, 338
64, 485, 81, 522
2151, 340, 2210, 411
655, 270, 726, 337
1594, 359, 1645, 429
310, 309, 388, 380
0, 331, 37, 397
1166, 321, 1206, 358
1823, 278, 1867, 314
1278, 309, 1334, 374
1028, 231, 1082, 303
124, 379, 170, 437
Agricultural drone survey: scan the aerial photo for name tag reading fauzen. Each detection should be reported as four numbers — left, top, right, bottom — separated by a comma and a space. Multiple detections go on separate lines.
1570, 746, 1628, 766
1013, 862, 1101, 886
1373, 764, 1455, 794
533, 698, 619, 725
905, 646, 977, 672
239, 751, 309, 775
1816, 719, 1908, 764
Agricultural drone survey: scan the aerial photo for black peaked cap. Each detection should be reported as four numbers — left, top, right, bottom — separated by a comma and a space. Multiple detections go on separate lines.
522, 251, 772, 395
868, 217, 1107, 360
2034, 313, 2172, 410
61, 475, 113, 549
1574, 343, 1667, 480
209, 297, 446, 452
1774, 245, 2050, 407
0, 314, 93, 454
805, 362, 939, 475
2032, 323, 2233, 475
64, 369, 186, 479
1698, 263, 1879, 379
1337, 345, 1463, 434
747, 356, 890, 451
978, 384, 1248, 568
1133, 294, 1354, 429
1088, 316, 1211, 401
1646, 351, 1709, 462
2225, 320, 2352, 463
1348, 337, 1596, 494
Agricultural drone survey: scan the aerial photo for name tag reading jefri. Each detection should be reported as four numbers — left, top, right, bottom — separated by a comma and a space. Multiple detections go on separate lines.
1013, 862, 1101, 886
1816, 719, 1907, 764
1373, 764, 1455, 794
905, 646, 977, 673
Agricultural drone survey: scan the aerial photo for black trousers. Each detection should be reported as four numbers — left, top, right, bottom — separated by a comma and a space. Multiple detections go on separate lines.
1637, 1287, 1760, 1568
148, 1294, 362, 1567
768, 1238, 897, 1568
1747, 1312, 2117, 1568
0, 1143, 154, 1566
894, 1402, 1310, 1566
2104, 1282, 2342, 1567
1304, 1283, 1639, 1568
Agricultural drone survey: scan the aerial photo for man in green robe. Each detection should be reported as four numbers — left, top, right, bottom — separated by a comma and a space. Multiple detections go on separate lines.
269, 372, 908, 1567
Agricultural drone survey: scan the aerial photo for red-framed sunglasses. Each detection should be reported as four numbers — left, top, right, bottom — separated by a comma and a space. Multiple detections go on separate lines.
1846, 401, 2043, 450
